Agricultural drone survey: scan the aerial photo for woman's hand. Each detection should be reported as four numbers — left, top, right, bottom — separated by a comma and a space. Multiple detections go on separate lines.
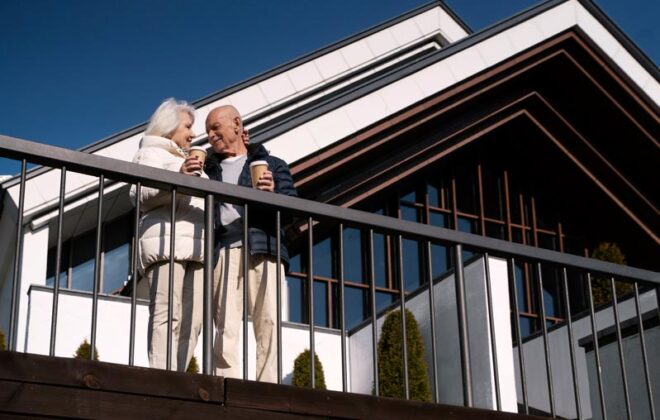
180, 155, 202, 176
255, 170, 274, 192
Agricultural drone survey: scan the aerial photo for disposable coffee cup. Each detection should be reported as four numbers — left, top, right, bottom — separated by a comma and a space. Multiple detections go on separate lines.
250, 160, 268, 187
188, 146, 207, 176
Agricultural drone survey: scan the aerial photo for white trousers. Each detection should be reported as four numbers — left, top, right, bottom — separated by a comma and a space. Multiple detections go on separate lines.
145, 260, 203, 371
213, 247, 281, 382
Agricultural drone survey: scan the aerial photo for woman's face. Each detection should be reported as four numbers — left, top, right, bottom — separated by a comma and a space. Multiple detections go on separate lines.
168, 112, 195, 149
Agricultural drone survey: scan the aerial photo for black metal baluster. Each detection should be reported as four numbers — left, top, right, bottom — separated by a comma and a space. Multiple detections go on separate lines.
561, 268, 581, 419
586, 273, 607, 420
203, 194, 214, 375
454, 244, 472, 407
276, 211, 282, 384
338, 224, 347, 392
129, 182, 141, 366
90, 175, 104, 361
308, 217, 315, 388
166, 189, 176, 370
243, 204, 249, 380
633, 282, 656, 420
49, 167, 66, 356
611, 278, 632, 420
8, 159, 26, 351
508, 258, 529, 414
425, 242, 439, 403
535, 263, 556, 418
369, 230, 379, 396
483, 254, 501, 410
396, 236, 410, 400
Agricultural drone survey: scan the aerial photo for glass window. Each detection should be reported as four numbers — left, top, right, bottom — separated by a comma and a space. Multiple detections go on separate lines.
345, 286, 368, 329
70, 233, 96, 292
103, 244, 129, 294
312, 236, 333, 279
287, 276, 304, 324
427, 182, 442, 208
373, 233, 388, 288
455, 171, 478, 214
400, 204, 419, 223
376, 292, 394, 314
514, 263, 527, 313
429, 211, 446, 228
313, 280, 328, 327
483, 169, 504, 220
402, 239, 422, 292
343, 228, 364, 283
431, 244, 450, 279
485, 222, 506, 240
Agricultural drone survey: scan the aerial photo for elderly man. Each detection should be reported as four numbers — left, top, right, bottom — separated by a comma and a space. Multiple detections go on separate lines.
204, 105, 296, 382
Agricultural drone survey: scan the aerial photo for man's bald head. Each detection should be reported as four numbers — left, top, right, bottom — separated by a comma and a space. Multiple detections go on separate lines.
206, 105, 247, 157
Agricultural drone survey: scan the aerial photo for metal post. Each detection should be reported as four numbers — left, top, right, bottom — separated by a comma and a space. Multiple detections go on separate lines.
633, 282, 656, 420
338, 224, 348, 392
49, 167, 66, 356
561, 268, 582, 419
483, 254, 501, 411
396, 236, 410, 399
90, 175, 105, 361
203, 194, 214, 374
425, 242, 439, 403
8, 159, 27, 351
166, 189, 176, 370
243, 204, 249, 380
276, 211, 282, 384
535, 263, 556, 418
308, 217, 315, 388
368, 230, 379, 396
453, 244, 472, 407
508, 258, 529, 414
611, 278, 632, 420
128, 182, 141, 366
586, 273, 608, 420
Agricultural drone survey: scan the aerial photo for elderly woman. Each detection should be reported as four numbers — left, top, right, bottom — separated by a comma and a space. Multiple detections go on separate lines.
130, 98, 205, 371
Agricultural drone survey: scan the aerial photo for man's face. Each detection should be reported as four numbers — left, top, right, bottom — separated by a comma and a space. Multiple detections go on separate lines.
206, 109, 241, 156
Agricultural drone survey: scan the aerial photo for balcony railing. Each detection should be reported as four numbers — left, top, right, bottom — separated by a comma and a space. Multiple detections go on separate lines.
1, 134, 658, 419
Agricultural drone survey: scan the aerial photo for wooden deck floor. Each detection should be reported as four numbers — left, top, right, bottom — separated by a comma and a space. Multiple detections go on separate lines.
0, 351, 543, 419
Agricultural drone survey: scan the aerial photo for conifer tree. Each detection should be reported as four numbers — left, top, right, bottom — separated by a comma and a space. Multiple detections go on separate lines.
74, 339, 99, 361
590, 242, 631, 306
292, 349, 326, 389
187, 356, 200, 374
376, 309, 431, 401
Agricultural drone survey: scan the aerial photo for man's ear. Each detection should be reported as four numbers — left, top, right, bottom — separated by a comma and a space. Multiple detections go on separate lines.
234, 116, 241, 134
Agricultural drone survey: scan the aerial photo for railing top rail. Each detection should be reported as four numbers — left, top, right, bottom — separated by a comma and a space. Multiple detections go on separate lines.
1, 134, 658, 283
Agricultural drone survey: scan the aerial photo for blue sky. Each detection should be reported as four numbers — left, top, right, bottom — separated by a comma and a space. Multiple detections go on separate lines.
1, 0, 658, 176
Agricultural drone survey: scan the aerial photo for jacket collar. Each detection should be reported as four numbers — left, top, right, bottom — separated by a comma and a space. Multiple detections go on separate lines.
206, 143, 270, 168
140, 135, 187, 157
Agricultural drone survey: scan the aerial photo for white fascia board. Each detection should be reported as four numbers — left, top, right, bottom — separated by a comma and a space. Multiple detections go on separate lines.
263, 0, 658, 165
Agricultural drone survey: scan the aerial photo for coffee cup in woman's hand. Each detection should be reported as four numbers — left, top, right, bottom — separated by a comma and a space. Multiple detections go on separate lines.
180, 155, 203, 176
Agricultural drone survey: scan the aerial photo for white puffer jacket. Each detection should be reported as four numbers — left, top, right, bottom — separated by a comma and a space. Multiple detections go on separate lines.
129, 135, 206, 273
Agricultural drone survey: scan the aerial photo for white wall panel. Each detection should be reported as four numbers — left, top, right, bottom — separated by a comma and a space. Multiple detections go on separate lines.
414, 8, 441, 37
259, 72, 297, 104
365, 29, 399, 57
413, 61, 457, 97
305, 108, 356, 150
286, 61, 325, 92
390, 19, 422, 47
340, 40, 375, 68
226, 84, 269, 117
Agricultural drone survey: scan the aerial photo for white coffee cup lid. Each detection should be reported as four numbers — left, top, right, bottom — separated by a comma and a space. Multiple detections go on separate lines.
189, 146, 207, 153
250, 160, 268, 167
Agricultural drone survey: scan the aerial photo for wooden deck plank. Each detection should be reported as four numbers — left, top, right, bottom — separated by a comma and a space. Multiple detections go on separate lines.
0, 350, 223, 403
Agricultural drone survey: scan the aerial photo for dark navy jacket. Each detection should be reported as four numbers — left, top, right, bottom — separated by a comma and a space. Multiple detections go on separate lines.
204, 144, 297, 268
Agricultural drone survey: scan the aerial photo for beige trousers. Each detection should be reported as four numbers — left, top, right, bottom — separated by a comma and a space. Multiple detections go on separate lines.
145, 260, 203, 371
213, 247, 281, 382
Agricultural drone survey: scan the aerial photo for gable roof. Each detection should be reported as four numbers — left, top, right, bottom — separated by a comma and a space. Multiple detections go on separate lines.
1, 0, 657, 226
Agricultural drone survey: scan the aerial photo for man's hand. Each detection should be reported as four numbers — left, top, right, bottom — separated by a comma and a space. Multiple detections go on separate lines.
180, 155, 202, 176
255, 170, 274, 192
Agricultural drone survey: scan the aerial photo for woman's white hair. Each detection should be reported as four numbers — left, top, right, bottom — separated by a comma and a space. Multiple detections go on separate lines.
144, 98, 195, 138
